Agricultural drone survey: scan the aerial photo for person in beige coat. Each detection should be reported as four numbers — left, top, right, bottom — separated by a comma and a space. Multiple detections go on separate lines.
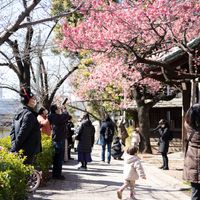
131, 127, 141, 147
117, 146, 146, 200
183, 104, 200, 200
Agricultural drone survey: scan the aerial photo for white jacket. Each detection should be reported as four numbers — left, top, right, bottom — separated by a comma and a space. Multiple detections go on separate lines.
123, 153, 146, 181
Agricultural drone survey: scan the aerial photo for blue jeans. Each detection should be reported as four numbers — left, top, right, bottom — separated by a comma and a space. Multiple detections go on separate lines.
101, 142, 112, 163
191, 182, 200, 200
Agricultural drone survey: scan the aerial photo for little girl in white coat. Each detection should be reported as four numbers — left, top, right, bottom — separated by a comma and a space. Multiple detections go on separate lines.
117, 145, 146, 200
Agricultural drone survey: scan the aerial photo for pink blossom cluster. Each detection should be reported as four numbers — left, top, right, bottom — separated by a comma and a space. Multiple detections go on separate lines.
62, 0, 199, 52
61, 0, 199, 107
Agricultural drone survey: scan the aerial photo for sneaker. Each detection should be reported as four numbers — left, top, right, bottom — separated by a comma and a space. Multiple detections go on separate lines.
117, 190, 122, 199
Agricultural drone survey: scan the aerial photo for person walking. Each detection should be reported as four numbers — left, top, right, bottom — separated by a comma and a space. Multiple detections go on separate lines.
100, 115, 115, 164
10, 87, 42, 165
183, 104, 200, 200
153, 119, 171, 170
37, 107, 51, 136
76, 113, 95, 170
48, 104, 70, 180
117, 146, 146, 200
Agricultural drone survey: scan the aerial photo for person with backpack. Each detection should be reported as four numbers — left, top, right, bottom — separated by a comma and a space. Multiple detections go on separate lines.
152, 119, 172, 170
100, 115, 115, 164
10, 87, 42, 165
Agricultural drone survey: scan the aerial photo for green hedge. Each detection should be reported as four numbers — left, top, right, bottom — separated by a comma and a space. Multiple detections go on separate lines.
0, 135, 53, 199
0, 149, 33, 200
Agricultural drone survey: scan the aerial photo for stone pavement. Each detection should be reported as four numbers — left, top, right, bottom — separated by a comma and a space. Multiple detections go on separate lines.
29, 145, 191, 200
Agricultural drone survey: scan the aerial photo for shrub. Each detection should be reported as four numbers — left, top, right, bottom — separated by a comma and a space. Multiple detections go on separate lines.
0, 149, 33, 200
35, 135, 54, 176
0, 135, 53, 176
0, 136, 11, 149
0, 135, 53, 193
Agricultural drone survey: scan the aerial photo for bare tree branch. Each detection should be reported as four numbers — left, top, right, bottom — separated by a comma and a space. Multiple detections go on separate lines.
0, 63, 9, 66
18, 1, 85, 29
0, 50, 20, 76
66, 103, 100, 121
0, 0, 41, 46
0, 84, 19, 94
49, 66, 79, 104
6, 39, 24, 80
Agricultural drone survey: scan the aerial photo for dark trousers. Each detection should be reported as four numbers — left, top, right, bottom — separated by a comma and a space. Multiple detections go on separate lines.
101, 142, 112, 163
161, 152, 168, 168
191, 182, 200, 200
24, 154, 35, 165
52, 140, 65, 177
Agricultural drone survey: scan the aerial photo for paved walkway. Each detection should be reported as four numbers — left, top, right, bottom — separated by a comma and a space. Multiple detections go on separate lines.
29, 146, 190, 200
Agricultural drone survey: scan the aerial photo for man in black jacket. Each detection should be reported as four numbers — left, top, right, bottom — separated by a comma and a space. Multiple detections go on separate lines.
10, 88, 41, 165
48, 104, 70, 180
100, 116, 115, 164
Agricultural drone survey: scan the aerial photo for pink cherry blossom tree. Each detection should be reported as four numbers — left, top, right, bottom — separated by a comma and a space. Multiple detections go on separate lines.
69, 53, 178, 153
60, 0, 200, 152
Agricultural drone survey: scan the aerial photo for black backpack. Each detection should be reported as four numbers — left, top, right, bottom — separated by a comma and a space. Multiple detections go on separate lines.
104, 127, 113, 142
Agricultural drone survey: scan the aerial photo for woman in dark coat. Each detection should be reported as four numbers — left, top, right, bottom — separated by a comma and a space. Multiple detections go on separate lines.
153, 119, 171, 170
76, 114, 95, 170
183, 104, 200, 200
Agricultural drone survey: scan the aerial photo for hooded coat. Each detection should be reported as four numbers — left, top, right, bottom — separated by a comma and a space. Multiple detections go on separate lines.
10, 106, 41, 156
123, 153, 146, 181
76, 119, 95, 153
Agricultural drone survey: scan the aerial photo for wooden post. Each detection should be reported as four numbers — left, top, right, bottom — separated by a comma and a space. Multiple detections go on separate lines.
182, 82, 191, 152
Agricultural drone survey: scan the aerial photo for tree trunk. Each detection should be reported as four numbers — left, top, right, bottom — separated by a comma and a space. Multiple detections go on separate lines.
137, 105, 152, 154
